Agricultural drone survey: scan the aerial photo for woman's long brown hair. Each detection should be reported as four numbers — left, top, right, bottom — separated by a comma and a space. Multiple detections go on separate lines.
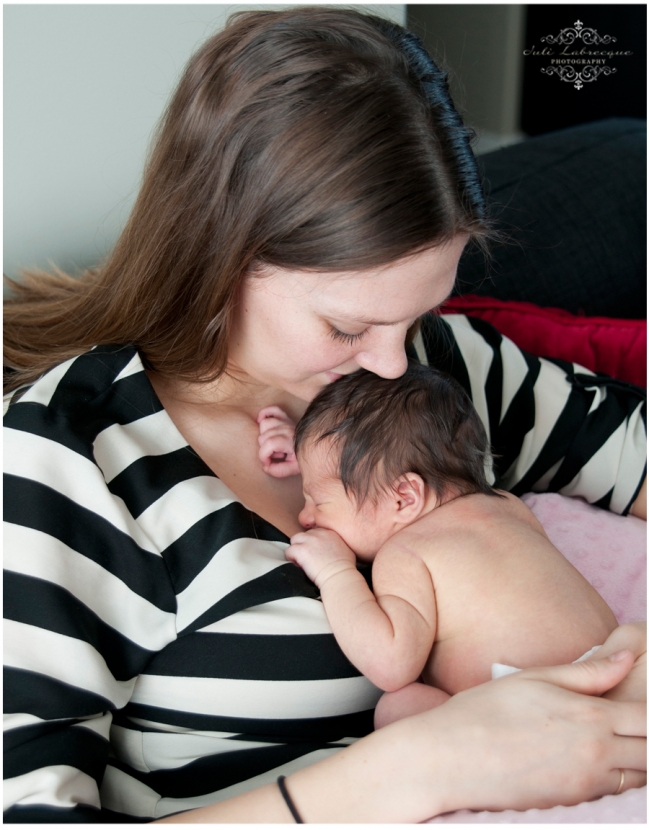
4, 7, 494, 393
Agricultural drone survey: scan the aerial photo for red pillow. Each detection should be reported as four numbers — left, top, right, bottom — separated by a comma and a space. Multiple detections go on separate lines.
439, 295, 646, 388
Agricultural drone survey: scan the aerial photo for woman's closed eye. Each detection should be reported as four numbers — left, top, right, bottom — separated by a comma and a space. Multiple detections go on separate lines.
329, 326, 368, 345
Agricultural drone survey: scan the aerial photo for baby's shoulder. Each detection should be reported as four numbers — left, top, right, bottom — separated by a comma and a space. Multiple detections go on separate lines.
405, 491, 546, 549
443, 490, 540, 524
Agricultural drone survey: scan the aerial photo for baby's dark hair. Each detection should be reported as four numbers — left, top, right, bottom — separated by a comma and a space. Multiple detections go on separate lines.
294, 363, 500, 506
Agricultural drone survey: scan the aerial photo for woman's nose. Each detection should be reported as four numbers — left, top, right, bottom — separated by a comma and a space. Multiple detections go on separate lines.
355, 329, 408, 379
298, 504, 316, 529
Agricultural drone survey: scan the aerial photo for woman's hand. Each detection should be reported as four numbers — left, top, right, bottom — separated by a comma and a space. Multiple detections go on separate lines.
399, 649, 646, 817
257, 406, 300, 477
593, 622, 646, 703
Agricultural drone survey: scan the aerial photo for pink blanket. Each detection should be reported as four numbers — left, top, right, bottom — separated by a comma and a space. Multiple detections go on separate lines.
429, 492, 647, 824
521, 493, 646, 627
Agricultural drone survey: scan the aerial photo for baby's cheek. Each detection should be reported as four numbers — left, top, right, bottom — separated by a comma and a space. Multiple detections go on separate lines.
331, 524, 357, 551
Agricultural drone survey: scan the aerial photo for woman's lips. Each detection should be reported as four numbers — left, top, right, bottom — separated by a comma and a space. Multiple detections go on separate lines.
324, 371, 344, 382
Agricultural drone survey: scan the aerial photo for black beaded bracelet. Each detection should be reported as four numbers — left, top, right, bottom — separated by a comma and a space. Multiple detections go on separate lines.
277, 775, 304, 823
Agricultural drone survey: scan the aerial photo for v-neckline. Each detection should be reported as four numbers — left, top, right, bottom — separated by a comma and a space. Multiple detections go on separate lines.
136, 351, 302, 540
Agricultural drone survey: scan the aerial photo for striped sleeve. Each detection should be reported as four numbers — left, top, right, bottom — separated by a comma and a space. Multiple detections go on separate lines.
414, 313, 646, 514
4, 347, 179, 822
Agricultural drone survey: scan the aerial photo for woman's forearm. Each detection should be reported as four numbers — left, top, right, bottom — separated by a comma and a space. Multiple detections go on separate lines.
155, 647, 643, 823
156, 715, 450, 824
155, 781, 297, 823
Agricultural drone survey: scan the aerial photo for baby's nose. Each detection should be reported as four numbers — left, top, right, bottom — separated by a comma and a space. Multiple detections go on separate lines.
298, 505, 316, 529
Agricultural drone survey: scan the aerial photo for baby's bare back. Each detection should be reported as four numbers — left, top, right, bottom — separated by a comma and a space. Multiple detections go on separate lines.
398, 492, 618, 695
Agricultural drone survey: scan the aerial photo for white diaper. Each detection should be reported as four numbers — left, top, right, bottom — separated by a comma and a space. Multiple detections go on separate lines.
491, 646, 601, 680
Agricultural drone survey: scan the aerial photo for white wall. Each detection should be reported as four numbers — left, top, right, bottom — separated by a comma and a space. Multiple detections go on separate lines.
4, 4, 405, 280
406, 4, 525, 154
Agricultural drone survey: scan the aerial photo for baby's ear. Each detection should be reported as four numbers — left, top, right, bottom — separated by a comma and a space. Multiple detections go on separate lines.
392, 473, 430, 524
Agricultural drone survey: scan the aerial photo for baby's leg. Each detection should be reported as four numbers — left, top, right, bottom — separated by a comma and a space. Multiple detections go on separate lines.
374, 682, 450, 730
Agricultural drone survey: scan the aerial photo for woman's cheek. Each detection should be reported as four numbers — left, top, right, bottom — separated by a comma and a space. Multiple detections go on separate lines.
304, 345, 351, 375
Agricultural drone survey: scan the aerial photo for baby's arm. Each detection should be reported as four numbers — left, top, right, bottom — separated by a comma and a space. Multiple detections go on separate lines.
287, 529, 436, 691
257, 406, 300, 477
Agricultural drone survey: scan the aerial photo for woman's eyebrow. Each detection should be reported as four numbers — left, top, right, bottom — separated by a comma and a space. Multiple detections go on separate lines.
330, 312, 414, 326
350, 317, 399, 326
329, 291, 454, 327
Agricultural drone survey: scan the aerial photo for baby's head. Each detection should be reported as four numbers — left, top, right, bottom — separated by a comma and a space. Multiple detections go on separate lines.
294, 363, 498, 559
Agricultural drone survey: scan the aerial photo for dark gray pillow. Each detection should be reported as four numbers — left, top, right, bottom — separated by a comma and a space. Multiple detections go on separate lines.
457, 118, 647, 319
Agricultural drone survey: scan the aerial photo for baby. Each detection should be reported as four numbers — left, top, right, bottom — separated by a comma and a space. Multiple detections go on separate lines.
257, 364, 618, 728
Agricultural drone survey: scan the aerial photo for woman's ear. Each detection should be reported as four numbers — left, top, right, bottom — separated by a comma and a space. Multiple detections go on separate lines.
392, 473, 431, 524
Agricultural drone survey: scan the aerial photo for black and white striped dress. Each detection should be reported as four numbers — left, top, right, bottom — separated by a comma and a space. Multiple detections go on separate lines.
4, 314, 646, 822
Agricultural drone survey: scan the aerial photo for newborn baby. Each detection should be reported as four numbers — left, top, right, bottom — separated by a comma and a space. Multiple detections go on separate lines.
257, 365, 618, 728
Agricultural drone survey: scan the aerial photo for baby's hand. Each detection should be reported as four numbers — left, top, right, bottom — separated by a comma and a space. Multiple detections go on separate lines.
287, 527, 357, 589
257, 406, 300, 478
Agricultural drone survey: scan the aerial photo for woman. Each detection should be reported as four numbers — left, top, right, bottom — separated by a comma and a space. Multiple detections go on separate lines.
4, 8, 646, 823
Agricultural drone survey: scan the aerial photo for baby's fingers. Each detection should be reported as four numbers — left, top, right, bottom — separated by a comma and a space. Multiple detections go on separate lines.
257, 423, 295, 445
258, 417, 285, 436
257, 406, 293, 425
258, 433, 295, 463
259, 435, 299, 478
263, 459, 300, 478
286, 544, 306, 568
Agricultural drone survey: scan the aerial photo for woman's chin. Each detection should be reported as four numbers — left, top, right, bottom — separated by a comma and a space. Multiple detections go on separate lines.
287, 370, 350, 403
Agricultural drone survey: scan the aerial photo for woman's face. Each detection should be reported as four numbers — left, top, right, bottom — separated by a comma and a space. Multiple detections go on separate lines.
228, 235, 468, 402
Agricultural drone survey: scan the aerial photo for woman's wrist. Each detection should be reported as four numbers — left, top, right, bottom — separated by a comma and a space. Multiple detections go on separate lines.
154, 780, 302, 823
285, 715, 451, 823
